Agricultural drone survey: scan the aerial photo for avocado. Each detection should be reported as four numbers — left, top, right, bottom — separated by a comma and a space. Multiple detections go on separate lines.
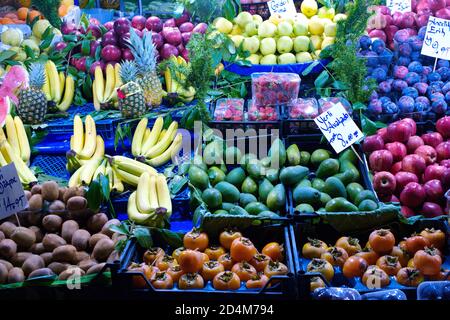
269, 138, 286, 169
229, 205, 249, 216
225, 167, 246, 188
320, 192, 332, 206
333, 171, 356, 186
215, 181, 240, 203
297, 179, 312, 188
311, 149, 331, 167
312, 178, 326, 192
295, 203, 315, 213
241, 176, 258, 195
300, 151, 311, 166
316, 158, 340, 179
339, 148, 358, 164
188, 166, 209, 190
358, 199, 379, 211
293, 186, 322, 207
325, 197, 359, 212
257, 211, 280, 219
323, 177, 347, 199
247, 161, 265, 180
354, 190, 378, 207
239, 193, 258, 208
213, 209, 228, 215
266, 184, 286, 211
240, 153, 257, 169
286, 144, 301, 166
203, 140, 224, 166
265, 168, 279, 184
258, 178, 274, 203
317, 207, 326, 212
245, 202, 270, 215
202, 188, 222, 209
207, 166, 226, 185
279, 165, 309, 186
221, 202, 235, 211
220, 163, 228, 174
225, 146, 242, 165
260, 157, 271, 168
338, 160, 360, 183
346, 182, 364, 203
192, 155, 208, 171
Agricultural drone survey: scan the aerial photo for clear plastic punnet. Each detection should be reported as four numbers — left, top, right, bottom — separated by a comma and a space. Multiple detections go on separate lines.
318, 97, 352, 113
213, 98, 244, 121
288, 98, 320, 119
248, 99, 279, 121
251, 72, 301, 108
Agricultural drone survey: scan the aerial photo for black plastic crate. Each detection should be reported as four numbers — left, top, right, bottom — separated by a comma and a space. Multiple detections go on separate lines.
290, 218, 449, 300
114, 223, 296, 300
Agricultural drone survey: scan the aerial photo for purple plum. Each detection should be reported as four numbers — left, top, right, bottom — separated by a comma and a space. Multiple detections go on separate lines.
384, 101, 399, 114
431, 99, 448, 114
428, 72, 442, 82
414, 82, 429, 95
437, 67, 449, 81
394, 65, 409, 79
368, 99, 383, 115
398, 43, 412, 57
408, 61, 424, 74
359, 35, 372, 50
402, 87, 419, 99
393, 79, 409, 92
398, 96, 415, 113
378, 81, 392, 93
372, 67, 387, 82
405, 72, 421, 85
397, 56, 411, 66
372, 39, 386, 54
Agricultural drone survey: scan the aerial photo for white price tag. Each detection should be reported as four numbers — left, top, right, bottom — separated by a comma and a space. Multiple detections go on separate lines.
386, 0, 411, 13
314, 103, 364, 154
421, 16, 450, 60
268, 0, 297, 17
0, 163, 28, 219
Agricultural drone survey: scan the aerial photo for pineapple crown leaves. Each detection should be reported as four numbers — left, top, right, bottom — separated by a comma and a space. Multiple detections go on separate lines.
28, 62, 46, 89
119, 60, 139, 83
126, 28, 158, 75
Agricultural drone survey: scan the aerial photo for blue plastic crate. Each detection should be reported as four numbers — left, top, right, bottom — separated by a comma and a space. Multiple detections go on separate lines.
31, 155, 69, 180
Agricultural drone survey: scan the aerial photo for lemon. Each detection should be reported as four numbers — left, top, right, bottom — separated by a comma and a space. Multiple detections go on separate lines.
310, 35, 323, 50
301, 0, 318, 18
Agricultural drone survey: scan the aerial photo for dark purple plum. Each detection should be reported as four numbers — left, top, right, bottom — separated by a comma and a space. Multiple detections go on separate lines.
379, 49, 394, 65
372, 67, 387, 82
393, 79, 408, 92
397, 56, 411, 66
379, 96, 392, 105
372, 39, 386, 54
368, 99, 383, 115
427, 84, 443, 96
405, 72, 421, 85
398, 95, 415, 113
408, 61, 424, 74
431, 99, 448, 114
402, 87, 419, 99
410, 52, 421, 62
423, 66, 432, 75
370, 90, 378, 100
408, 36, 423, 51
442, 82, 450, 94
365, 51, 379, 67
415, 96, 430, 106
428, 72, 442, 82
418, 26, 427, 40
414, 82, 429, 95
414, 101, 428, 112
359, 35, 372, 50
394, 65, 409, 79
445, 92, 450, 103
383, 102, 399, 114
437, 67, 449, 81
437, 60, 449, 68
394, 29, 410, 43
430, 92, 445, 101
378, 81, 392, 93
398, 43, 412, 57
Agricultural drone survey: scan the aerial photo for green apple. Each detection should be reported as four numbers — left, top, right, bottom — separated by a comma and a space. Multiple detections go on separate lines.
277, 21, 293, 36
308, 20, 324, 35
293, 20, 309, 36
268, 14, 283, 26
260, 54, 277, 65
253, 14, 263, 24
230, 35, 245, 48
234, 12, 253, 28
333, 13, 347, 22
277, 36, 293, 54
10, 47, 27, 62
258, 21, 277, 38
324, 22, 337, 37
318, 7, 335, 20
230, 24, 243, 35
21, 39, 40, 55
247, 54, 261, 65
32, 19, 51, 39
1, 28, 23, 47
310, 35, 323, 50
243, 36, 260, 54
301, 0, 318, 18
260, 37, 277, 55
321, 37, 335, 49
296, 52, 313, 63
214, 17, 233, 34
293, 36, 310, 52
294, 13, 308, 20
278, 53, 296, 64
245, 21, 259, 36
313, 50, 322, 58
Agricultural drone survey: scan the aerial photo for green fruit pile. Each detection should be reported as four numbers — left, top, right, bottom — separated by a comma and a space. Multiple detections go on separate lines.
287, 144, 378, 213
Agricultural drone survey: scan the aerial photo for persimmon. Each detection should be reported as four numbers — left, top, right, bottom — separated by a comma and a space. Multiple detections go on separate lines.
17, 8, 29, 21
230, 237, 257, 262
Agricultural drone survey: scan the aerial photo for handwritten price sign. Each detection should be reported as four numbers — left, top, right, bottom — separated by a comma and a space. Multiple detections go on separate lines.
421, 16, 450, 60
268, 0, 297, 17
0, 163, 28, 219
314, 104, 364, 154
386, 0, 411, 13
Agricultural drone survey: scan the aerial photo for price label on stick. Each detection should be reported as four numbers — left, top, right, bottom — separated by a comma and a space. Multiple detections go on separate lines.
314, 103, 364, 154
268, 0, 297, 17
386, 0, 411, 13
0, 163, 28, 219
421, 16, 450, 60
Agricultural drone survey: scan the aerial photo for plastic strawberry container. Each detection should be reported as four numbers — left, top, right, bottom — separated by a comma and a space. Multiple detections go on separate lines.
248, 99, 279, 121
318, 97, 352, 114
289, 98, 320, 119
251, 72, 301, 108
213, 98, 244, 121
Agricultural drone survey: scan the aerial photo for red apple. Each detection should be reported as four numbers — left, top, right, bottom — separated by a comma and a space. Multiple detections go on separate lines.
421, 132, 443, 148
395, 171, 419, 193
385, 142, 407, 162
363, 135, 385, 153
373, 171, 397, 195
441, 159, 450, 168
401, 206, 416, 217
436, 141, 450, 161
369, 150, 393, 172
163, 18, 177, 28
387, 120, 412, 142
414, 145, 437, 165
400, 118, 417, 136
436, 116, 450, 139
146, 16, 163, 32
132, 15, 146, 31
406, 135, 424, 153
423, 164, 446, 182
423, 179, 444, 202
400, 182, 426, 208
391, 195, 400, 202
402, 154, 426, 176
421, 202, 444, 218
377, 127, 389, 143
391, 161, 403, 174
104, 21, 114, 30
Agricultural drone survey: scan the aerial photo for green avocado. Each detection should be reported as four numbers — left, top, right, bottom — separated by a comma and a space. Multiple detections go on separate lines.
316, 158, 340, 179
202, 188, 222, 209
240, 153, 257, 169
358, 199, 379, 211
295, 203, 315, 213
269, 138, 286, 168
192, 155, 208, 172
339, 148, 358, 164
286, 144, 301, 166
293, 186, 322, 207
258, 178, 274, 203
354, 190, 378, 207
266, 184, 286, 211
207, 166, 226, 186
213, 209, 228, 215
279, 165, 310, 186
297, 179, 312, 188
320, 192, 332, 206
241, 176, 258, 195
323, 177, 347, 199
300, 151, 311, 166
346, 182, 365, 203
203, 140, 224, 166
225, 167, 246, 188
245, 202, 270, 215
229, 205, 249, 216
325, 197, 359, 212
215, 181, 240, 203
224, 146, 242, 165
247, 161, 265, 180
260, 157, 271, 168
239, 193, 258, 208
338, 160, 360, 183
312, 178, 326, 192
188, 166, 209, 190
311, 149, 331, 167
265, 168, 279, 184
257, 211, 280, 219
221, 202, 235, 211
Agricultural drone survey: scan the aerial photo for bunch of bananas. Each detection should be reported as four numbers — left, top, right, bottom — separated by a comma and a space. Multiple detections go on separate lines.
163, 56, 196, 104
43, 60, 75, 112
92, 64, 122, 111
0, 116, 37, 186
131, 117, 183, 167
66, 115, 105, 173
128, 172, 172, 228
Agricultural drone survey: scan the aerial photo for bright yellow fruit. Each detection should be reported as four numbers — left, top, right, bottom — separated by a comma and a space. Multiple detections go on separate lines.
301, 0, 318, 18
308, 20, 324, 35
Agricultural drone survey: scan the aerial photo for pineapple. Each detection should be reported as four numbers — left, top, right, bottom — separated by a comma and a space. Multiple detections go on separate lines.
126, 28, 163, 108
117, 60, 146, 118
17, 63, 48, 124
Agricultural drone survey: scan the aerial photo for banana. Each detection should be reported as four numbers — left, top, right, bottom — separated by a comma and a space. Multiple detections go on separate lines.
46, 60, 61, 103
128, 192, 153, 224
114, 167, 140, 186
68, 165, 83, 188
72, 115, 84, 154
5, 115, 20, 157
0, 149, 7, 166
57, 74, 74, 112
94, 66, 105, 103
156, 174, 172, 215
58, 72, 65, 101
136, 172, 152, 214
114, 63, 122, 88
164, 68, 172, 93
92, 135, 105, 159
14, 116, 31, 163
93, 79, 100, 111
131, 118, 148, 157
157, 129, 166, 143
144, 121, 178, 159
93, 159, 107, 181
149, 174, 159, 211
147, 133, 182, 167
111, 168, 124, 193
105, 164, 114, 190
113, 155, 157, 176
78, 115, 97, 160
103, 63, 115, 102
80, 158, 101, 185
141, 117, 163, 155
0, 127, 5, 140
143, 128, 151, 145
42, 68, 52, 101
0, 140, 37, 185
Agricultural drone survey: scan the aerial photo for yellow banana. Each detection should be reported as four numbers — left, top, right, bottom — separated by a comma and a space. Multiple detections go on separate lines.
94, 66, 105, 103
93, 159, 107, 181
0, 127, 5, 140
5, 115, 20, 157
147, 133, 182, 167
136, 172, 152, 214
80, 158, 101, 185
164, 68, 172, 93
156, 174, 172, 215
111, 168, 124, 193
78, 115, 97, 159
105, 163, 113, 190
141, 117, 163, 155
143, 128, 151, 145
131, 118, 148, 157
70, 135, 74, 150
0, 140, 37, 185
93, 79, 100, 111
46, 60, 61, 103
58, 72, 65, 101
114, 167, 140, 186
114, 63, 122, 88
14, 116, 31, 163
113, 155, 157, 176
0, 149, 7, 166
158, 129, 166, 143
42, 68, 52, 101
128, 192, 153, 224
72, 115, 84, 154
103, 63, 115, 102
145, 121, 178, 158
149, 174, 159, 211
57, 74, 74, 112
68, 165, 83, 188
